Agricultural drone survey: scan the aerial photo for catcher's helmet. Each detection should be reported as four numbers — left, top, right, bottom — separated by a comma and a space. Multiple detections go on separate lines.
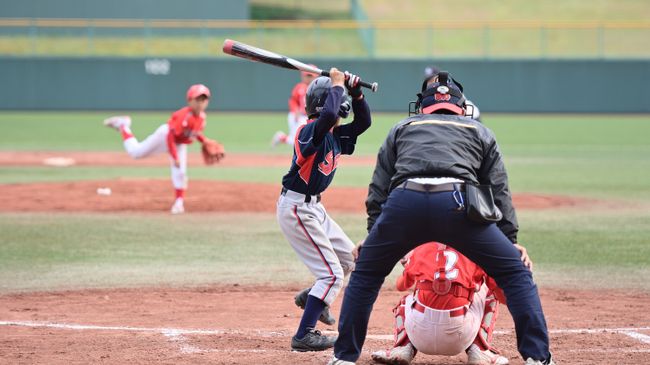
305, 76, 351, 119
415, 71, 466, 116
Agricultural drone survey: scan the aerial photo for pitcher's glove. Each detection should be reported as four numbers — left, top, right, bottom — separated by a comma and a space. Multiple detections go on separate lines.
201, 138, 225, 165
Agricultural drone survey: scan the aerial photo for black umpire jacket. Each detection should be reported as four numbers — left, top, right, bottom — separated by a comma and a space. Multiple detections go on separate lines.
366, 113, 518, 243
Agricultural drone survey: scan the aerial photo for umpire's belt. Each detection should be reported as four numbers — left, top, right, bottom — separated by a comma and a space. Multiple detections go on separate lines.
397, 181, 465, 193
281, 187, 321, 203
416, 281, 475, 301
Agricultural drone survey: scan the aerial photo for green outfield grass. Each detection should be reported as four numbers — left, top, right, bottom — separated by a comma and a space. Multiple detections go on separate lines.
1, 111, 649, 293
1, 208, 649, 293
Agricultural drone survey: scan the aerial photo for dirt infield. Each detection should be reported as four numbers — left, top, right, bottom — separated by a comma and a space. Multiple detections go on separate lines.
1, 286, 649, 365
0, 179, 593, 213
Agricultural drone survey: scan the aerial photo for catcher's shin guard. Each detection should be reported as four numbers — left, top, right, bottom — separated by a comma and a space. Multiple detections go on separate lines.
472, 290, 500, 352
393, 295, 411, 347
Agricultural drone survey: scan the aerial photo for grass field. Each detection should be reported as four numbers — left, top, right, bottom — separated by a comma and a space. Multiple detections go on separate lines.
0, 111, 649, 294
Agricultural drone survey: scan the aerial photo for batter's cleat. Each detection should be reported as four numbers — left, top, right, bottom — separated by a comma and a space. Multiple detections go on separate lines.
103, 115, 131, 130
291, 329, 336, 352
371, 343, 416, 365
271, 130, 287, 147
466, 344, 509, 365
327, 356, 356, 365
524, 358, 556, 365
294, 287, 336, 325
170, 198, 185, 214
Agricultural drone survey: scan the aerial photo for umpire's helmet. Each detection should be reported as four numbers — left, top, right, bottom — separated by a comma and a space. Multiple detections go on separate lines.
417, 71, 466, 116
305, 76, 351, 120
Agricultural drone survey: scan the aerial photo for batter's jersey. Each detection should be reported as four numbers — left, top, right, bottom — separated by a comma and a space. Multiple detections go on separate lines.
288, 82, 308, 115
397, 242, 502, 309
167, 106, 206, 145
282, 87, 371, 196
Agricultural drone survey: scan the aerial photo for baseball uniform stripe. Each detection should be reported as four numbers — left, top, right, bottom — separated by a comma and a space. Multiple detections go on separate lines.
292, 205, 336, 301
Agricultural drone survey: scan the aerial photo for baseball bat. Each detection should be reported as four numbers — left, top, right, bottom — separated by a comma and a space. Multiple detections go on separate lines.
222, 39, 379, 92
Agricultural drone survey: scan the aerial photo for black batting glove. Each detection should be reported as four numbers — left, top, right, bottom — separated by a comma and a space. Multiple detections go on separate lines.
344, 71, 363, 99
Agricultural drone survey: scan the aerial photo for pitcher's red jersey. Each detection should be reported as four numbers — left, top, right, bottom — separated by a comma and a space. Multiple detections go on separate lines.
167, 106, 206, 144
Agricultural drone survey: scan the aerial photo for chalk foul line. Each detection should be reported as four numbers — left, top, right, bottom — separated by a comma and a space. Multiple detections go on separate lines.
1, 320, 650, 353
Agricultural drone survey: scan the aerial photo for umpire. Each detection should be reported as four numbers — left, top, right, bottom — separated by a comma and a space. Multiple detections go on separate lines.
327, 72, 555, 365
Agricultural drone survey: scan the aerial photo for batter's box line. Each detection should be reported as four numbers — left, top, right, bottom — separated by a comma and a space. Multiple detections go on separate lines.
2, 320, 650, 345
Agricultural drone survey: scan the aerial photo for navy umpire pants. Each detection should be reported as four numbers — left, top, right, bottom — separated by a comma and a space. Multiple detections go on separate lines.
334, 188, 550, 362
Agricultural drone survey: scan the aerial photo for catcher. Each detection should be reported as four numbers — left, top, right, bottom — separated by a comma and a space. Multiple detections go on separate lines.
103, 84, 225, 214
371, 242, 509, 365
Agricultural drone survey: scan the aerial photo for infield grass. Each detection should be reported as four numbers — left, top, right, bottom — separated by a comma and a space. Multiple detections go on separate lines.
1, 207, 649, 293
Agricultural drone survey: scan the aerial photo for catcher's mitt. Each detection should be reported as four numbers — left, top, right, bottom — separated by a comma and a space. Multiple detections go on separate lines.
201, 138, 225, 165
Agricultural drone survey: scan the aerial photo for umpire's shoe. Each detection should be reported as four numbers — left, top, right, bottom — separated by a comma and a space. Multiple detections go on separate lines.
291, 329, 336, 352
294, 287, 336, 325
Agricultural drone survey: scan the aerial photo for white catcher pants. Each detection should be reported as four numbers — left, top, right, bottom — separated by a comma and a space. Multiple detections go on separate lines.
122, 124, 188, 190
277, 189, 355, 305
405, 283, 488, 355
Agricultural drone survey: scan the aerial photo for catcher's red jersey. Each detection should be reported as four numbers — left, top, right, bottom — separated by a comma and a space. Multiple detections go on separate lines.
167, 106, 206, 145
397, 242, 503, 310
288, 82, 308, 115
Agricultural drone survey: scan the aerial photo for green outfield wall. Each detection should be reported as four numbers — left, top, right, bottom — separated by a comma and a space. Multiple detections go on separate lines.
1, 57, 648, 113
0, 0, 248, 20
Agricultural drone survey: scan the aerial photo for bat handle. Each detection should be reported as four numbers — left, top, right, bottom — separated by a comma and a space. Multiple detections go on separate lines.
359, 80, 379, 93
320, 70, 379, 93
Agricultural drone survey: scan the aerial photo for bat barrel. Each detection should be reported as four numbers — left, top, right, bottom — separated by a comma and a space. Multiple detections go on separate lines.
223, 39, 379, 92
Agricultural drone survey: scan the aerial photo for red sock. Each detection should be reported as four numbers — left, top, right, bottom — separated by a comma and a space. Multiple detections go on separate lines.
120, 126, 134, 141
175, 189, 185, 200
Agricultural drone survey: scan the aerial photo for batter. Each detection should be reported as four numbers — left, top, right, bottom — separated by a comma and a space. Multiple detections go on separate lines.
277, 68, 371, 352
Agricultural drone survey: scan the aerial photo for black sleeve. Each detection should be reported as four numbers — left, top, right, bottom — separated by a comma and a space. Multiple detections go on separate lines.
338, 97, 371, 136
477, 133, 519, 243
313, 86, 345, 145
366, 126, 398, 232
335, 97, 372, 155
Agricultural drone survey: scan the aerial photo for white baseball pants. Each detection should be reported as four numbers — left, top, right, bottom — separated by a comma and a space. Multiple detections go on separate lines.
122, 124, 188, 190
405, 283, 489, 355
277, 189, 355, 305
286, 113, 308, 146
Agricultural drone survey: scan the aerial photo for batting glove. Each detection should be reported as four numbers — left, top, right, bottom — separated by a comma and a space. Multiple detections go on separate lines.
344, 71, 363, 99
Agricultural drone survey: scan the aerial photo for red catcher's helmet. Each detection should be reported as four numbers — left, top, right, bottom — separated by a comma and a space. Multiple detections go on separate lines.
186, 84, 211, 101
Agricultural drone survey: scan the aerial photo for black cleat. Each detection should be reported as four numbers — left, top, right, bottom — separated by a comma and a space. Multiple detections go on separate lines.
294, 287, 336, 325
291, 329, 337, 352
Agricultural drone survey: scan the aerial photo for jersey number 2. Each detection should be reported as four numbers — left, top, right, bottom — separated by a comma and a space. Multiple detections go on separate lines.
434, 250, 459, 280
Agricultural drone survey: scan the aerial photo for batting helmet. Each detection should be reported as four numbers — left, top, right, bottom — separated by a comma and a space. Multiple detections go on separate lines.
186, 84, 211, 101
417, 71, 466, 116
305, 76, 351, 120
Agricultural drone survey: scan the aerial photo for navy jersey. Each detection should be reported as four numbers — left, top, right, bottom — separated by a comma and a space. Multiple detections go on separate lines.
282, 86, 371, 195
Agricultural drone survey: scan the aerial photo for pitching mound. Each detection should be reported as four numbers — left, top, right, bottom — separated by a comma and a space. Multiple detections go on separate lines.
1, 179, 593, 213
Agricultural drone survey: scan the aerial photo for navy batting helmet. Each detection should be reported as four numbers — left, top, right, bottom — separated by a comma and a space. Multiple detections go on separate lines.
417, 71, 466, 116
305, 76, 351, 119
